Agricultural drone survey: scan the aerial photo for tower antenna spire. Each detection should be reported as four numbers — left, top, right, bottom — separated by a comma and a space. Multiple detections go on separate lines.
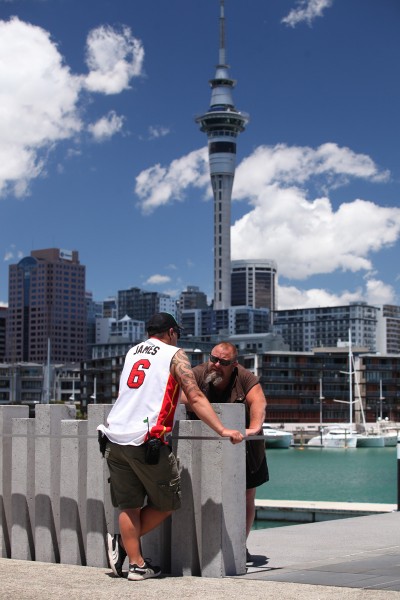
219, 0, 226, 66
195, 1, 249, 310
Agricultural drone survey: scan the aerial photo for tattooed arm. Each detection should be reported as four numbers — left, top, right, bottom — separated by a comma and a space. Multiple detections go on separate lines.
171, 349, 243, 444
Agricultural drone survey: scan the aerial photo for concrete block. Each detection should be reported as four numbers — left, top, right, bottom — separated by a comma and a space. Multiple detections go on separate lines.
171, 419, 202, 576
11, 418, 35, 560
34, 404, 74, 563
60, 419, 87, 565
86, 404, 116, 567
171, 403, 246, 577
0, 406, 29, 558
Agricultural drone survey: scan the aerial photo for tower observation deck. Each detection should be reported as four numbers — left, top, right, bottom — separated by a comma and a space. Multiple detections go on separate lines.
196, 0, 248, 310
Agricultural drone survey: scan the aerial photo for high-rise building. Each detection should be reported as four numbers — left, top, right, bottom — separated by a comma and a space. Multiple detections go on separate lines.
117, 287, 176, 323
196, 0, 248, 310
273, 302, 379, 352
86, 291, 103, 357
179, 286, 208, 312
6, 248, 86, 363
103, 297, 117, 319
0, 307, 6, 361
376, 305, 400, 354
231, 260, 278, 317
181, 306, 269, 338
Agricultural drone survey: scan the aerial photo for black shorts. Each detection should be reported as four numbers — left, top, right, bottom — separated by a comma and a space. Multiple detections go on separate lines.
246, 453, 269, 489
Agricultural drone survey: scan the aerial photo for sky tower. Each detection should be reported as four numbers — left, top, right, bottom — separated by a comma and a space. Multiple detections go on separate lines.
196, 0, 248, 310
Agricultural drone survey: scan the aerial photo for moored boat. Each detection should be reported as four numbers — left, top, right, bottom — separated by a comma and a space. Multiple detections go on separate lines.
378, 425, 398, 447
356, 431, 385, 448
307, 426, 358, 448
262, 424, 293, 448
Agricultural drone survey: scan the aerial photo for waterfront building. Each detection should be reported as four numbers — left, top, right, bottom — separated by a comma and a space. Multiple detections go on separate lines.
0, 361, 80, 409
181, 306, 269, 338
196, 0, 248, 309
6, 248, 86, 363
231, 259, 278, 317
376, 304, 400, 354
117, 287, 176, 323
78, 343, 400, 425
273, 302, 379, 352
258, 348, 400, 424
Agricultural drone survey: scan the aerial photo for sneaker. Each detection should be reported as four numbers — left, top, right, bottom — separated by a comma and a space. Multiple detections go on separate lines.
246, 547, 252, 564
128, 560, 161, 581
107, 533, 127, 577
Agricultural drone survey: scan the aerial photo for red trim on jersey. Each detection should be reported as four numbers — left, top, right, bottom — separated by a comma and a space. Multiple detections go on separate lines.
148, 374, 180, 442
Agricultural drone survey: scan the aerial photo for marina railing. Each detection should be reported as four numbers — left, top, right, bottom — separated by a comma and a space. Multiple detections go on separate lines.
0, 403, 246, 577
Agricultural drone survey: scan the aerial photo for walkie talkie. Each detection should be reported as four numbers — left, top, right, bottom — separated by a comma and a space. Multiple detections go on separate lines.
143, 417, 161, 464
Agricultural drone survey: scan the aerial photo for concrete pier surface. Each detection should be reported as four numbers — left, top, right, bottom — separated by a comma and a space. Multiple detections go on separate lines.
1, 511, 399, 599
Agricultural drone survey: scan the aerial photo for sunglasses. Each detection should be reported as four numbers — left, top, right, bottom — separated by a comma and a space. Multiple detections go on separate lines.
209, 354, 236, 367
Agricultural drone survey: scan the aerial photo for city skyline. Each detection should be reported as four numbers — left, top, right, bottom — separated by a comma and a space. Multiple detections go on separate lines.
1, 0, 400, 311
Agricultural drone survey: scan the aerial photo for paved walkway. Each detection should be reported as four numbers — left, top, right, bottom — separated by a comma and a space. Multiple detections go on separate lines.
0, 512, 399, 599
244, 511, 400, 593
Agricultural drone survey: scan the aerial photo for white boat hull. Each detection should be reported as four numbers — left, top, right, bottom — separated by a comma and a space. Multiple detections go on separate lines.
264, 434, 293, 449
262, 425, 293, 449
382, 433, 397, 447
308, 428, 358, 448
356, 435, 385, 448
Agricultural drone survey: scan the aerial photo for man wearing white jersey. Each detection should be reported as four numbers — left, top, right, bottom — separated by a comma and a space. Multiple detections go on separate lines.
97, 312, 243, 581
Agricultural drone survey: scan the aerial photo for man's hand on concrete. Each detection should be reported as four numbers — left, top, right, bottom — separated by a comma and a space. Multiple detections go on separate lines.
221, 428, 244, 444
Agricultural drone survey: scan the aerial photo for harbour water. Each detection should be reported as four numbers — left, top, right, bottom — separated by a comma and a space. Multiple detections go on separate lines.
254, 446, 398, 529
258, 446, 397, 503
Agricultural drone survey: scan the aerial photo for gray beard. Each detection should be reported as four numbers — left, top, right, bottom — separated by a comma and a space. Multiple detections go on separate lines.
204, 370, 223, 387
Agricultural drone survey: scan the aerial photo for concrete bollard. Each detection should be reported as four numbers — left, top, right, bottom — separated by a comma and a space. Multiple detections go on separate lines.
139, 404, 188, 573
34, 404, 74, 563
60, 419, 88, 565
171, 403, 246, 577
86, 404, 117, 568
0, 406, 29, 558
11, 418, 36, 560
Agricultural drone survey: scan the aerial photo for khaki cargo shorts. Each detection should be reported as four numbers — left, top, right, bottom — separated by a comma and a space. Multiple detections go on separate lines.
105, 441, 181, 511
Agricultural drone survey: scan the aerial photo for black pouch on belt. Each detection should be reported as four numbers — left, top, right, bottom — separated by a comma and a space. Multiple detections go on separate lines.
144, 438, 162, 464
98, 431, 108, 457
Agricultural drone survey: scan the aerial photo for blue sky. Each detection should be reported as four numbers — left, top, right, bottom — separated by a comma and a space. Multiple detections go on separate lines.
1, 0, 399, 310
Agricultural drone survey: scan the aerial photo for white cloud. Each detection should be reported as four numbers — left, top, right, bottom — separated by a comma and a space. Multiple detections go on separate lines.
231, 143, 397, 279
364, 278, 397, 306
148, 125, 171, 140
0, 18, 144, 199
277, 284, 362, 310
278, 277, 396, 310
3, 245, 24, 262
84, 25, 144, 94
135, 147, 209, 214
88, 111, 125, 141
134, 141, 400, 308
0, 17, 82, 197
164, 288, 180, 299
144, 274, 171, 285
282, 0, 333, 28
135, 141, 397, 285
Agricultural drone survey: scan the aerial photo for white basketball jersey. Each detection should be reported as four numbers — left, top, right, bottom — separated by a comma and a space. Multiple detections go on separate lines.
97, 338, 180, 445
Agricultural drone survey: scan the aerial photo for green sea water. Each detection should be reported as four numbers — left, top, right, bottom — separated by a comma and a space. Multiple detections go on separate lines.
257, 446, 398, 504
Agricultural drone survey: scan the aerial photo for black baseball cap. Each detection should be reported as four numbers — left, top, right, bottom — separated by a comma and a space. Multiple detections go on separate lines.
146, 312, 183, 336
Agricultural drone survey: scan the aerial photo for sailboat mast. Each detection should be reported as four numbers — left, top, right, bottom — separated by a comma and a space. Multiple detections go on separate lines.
348, 329, 353, 429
